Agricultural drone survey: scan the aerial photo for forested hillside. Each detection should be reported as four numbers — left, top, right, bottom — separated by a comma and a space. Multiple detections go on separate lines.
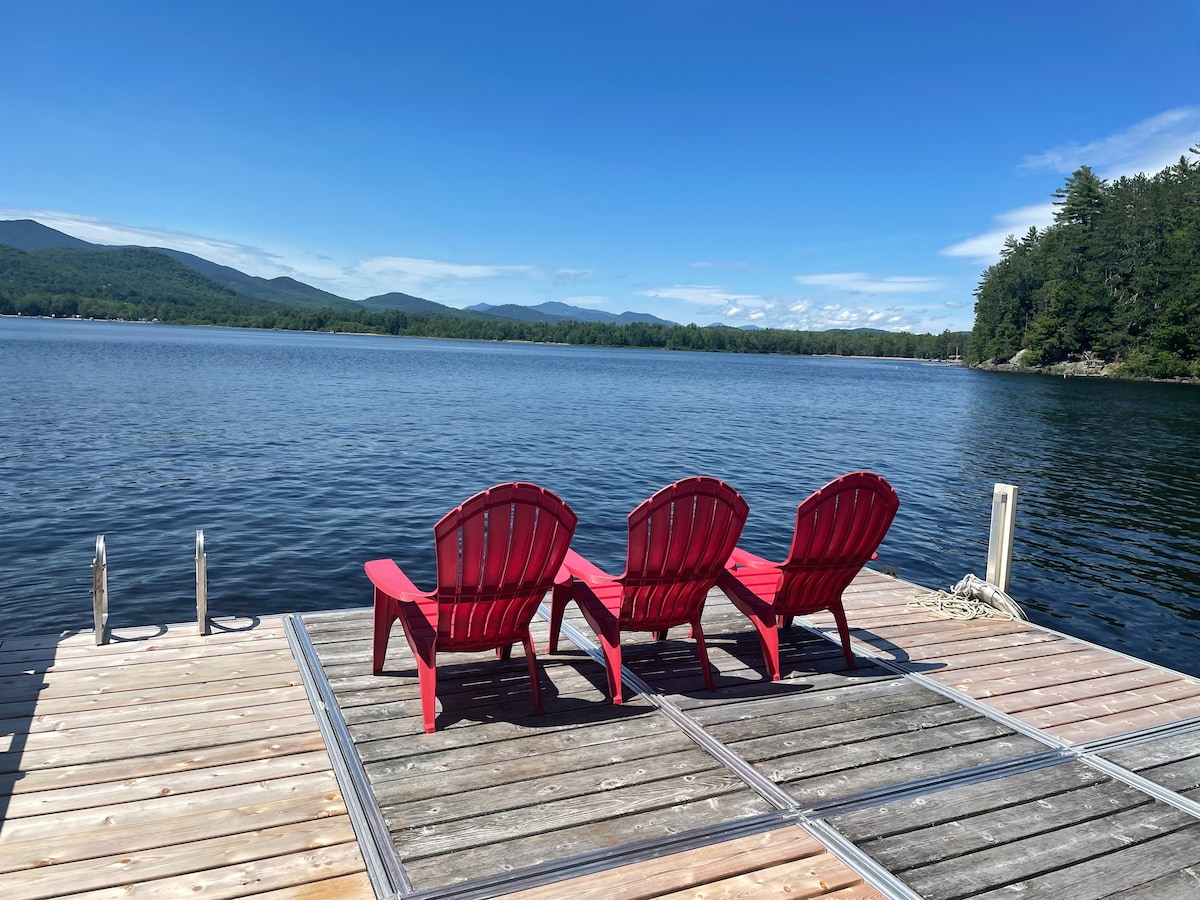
0, 237, 967, 360
967, 149, 1200, 377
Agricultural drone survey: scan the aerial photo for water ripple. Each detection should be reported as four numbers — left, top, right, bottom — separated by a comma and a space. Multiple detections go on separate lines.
3, 319, 1199, 675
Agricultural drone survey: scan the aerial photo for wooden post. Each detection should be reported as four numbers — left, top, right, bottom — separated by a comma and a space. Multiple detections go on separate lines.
196, 530, 209, 636
986, 483, 1018, 592
92, 535, 109, 645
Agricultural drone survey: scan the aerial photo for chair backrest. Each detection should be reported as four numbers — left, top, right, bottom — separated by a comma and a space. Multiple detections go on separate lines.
433, 482, 578, 650
775, 471, 899, 616
618, 476, 749, 630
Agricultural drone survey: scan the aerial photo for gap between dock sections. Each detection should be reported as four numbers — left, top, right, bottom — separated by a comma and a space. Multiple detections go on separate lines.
284, 598, 1200, 900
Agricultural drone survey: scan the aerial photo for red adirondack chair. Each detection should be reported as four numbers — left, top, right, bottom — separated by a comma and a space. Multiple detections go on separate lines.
548, 476, 749, 704
717, 471, 899, 679
365, 482, 577, 734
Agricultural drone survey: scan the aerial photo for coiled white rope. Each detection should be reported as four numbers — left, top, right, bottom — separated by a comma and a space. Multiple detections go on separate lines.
908, 573, 1026, 621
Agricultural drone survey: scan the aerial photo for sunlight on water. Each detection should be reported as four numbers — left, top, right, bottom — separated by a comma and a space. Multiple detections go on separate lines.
3, 317, 1199, 675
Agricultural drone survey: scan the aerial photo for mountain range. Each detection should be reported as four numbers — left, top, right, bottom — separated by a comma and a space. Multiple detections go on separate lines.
0, 219, 676, 326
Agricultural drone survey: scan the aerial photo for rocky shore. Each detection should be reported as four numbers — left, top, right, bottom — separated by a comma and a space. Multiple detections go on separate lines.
974, 350, 1200, 384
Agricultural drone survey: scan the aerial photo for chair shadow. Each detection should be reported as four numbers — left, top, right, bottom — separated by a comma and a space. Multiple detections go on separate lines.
366, 620, 950, 734
610, 623, 949, 704
843, 627, 948, 674
372, 652, 653, 733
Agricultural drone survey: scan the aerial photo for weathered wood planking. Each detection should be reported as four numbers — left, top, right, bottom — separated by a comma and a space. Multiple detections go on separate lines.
831, 761, 1200, 900
776, 570, 1200, 743
496, 826, 884, 900
303, 607, 775, 892
1101, 731, 1200, 798
5, 554, 1195, 900
0, 616, 371, 899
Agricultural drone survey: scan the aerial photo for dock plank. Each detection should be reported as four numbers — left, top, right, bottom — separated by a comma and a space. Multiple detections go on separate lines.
0, 816, 359, 900
0, 614, 371, 896
495, 826, 835, 900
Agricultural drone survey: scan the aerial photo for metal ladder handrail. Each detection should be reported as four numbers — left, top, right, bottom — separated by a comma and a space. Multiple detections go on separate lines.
91, 534, 110, 645
196, 529, 209, 636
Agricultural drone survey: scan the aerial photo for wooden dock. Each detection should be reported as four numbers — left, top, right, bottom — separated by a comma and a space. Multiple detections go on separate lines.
3, 570, 1200, 898
0, 618, 372, 898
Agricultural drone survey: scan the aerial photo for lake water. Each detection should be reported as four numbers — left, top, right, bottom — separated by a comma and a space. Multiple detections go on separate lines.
3, 317, 1199, 676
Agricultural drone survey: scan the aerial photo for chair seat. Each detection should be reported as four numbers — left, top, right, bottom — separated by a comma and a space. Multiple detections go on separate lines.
368, 482, 577, 733
549, 477, 748, 704
719, 472, 899, 680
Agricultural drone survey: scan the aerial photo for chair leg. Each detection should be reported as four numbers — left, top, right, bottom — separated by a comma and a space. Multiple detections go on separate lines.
750, 612, 781, 681
372, 589, 397, 674
522, 633, 544, 715
548, 580, 572, 653
829, 601, 857, 670
691, 617, 716, 691
414, 646, 438, 734
598, 633, 624, 704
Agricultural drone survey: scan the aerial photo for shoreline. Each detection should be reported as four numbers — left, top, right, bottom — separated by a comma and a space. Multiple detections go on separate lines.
974, 358, 1200, 386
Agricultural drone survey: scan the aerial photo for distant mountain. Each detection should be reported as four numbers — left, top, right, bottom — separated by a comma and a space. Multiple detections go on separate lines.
531, 301, 676, 326
0, 219, 97, 251
468, 299, 676, 326
360, 292, 469, 316
0, 243, 284, 318
151, 248, 357, 310
0, 219, 677, 326
478, 303, 565, 323
0, 219, 357, 311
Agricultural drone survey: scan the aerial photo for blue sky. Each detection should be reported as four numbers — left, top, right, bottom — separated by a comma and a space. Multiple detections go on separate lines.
4, 1, 1199, 333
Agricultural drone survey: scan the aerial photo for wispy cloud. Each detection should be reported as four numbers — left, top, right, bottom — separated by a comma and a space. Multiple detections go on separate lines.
560, 295, 607, 307
1021, 107, 1200, 179
686, 260, 758, 272
642, 283, 927, 332
355, 256, 537, 282
794, 273, 942, 294
640, 284, 772, 308
4, 207, 554, 302
941, 203, 1056, 264
944, 108, 1200, 265
553, 268, 591, 286
0, 208, 297, 278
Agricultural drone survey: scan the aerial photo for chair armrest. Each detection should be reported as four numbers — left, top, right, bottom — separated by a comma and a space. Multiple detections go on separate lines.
727, 546, 778, 570
561, 547, 615, 586
364, 558, 427, 602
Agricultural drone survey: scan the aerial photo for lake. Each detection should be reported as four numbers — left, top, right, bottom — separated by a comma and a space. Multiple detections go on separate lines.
3, 317, 1199, 677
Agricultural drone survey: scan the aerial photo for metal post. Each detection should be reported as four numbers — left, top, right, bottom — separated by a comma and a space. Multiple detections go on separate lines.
196, 529, 209, 636
92, 535, 109, 645
986, 483, 1018, 592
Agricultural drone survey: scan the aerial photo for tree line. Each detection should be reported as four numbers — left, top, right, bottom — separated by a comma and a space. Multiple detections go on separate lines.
0, 245, 967, 360
967, 148, 1200, 377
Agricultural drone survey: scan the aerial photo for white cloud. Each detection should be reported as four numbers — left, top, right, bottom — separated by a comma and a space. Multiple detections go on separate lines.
945, 108, 1200, 266
686, 260, 757, 271
355, 256, 537, 282
941, 202, 1056, 264
560, 295, 607, 307
1022, 107, 1200, 179
644, 282, 930, 332
794, 272, 942, 294
640, 284, 772, 307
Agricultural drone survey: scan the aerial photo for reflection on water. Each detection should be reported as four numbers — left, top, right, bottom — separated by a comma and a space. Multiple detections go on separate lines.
2, 317, 1198, 675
